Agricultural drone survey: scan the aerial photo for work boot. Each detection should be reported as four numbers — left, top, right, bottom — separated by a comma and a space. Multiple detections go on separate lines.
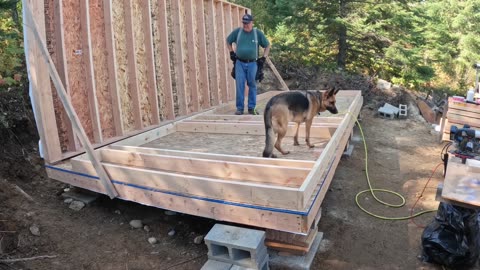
248, 109, 260, 115
234, 110, 243, 115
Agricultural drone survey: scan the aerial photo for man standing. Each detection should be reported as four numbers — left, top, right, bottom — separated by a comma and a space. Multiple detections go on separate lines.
226, 14, 270, 115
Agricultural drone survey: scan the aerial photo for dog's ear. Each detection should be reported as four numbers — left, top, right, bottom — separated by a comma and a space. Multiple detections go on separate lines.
334, 87, 340, 95
326, 87, 335, 97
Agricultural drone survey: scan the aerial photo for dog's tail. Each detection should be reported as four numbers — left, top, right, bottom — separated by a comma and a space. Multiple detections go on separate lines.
262, 101, 275, 158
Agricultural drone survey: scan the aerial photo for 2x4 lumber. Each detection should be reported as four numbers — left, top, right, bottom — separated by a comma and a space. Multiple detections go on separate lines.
23, 0, 62, 163
447, 108, 480, 120
184, 118, 342, 126
46, 165, 306, 233
109, 145, 315, 169
299, 93, 363, 209
71, 158, 302, 210
192, 114, 344, 124
54, 0, 78, 151
170, 0, 188, 115
304, 108, 358, 230
266, 58, 289, 91
123, 0, 143, 129
184, 0, 200, 112
215, 1, 228, 103
175, 121, 335, 138
97, 149, 309, 186
195, 0, 210, 109
103, 0, 124, 136
24, 3, 118, 198
210, 90, 278, 114
205, 0, 219, 105
223, 3, 234, 101
445, 113, 480, 128
155, 0, 175, 120
80, 0, 103, 143
141, 0, 160, 125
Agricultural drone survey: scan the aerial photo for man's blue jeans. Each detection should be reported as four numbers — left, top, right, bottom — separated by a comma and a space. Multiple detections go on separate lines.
235, 60, 258, 112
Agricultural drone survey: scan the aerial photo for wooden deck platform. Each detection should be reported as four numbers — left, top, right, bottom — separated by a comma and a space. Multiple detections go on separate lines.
46, 90, 362, 234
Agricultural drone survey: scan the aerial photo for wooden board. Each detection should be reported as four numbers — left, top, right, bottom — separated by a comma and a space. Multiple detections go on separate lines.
442, 156, 480, 207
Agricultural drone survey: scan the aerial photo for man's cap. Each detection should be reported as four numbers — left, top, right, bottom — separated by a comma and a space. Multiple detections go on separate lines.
242, 14, 253, 23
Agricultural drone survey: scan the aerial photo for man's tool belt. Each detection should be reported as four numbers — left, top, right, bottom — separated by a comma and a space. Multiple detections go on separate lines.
238, 58, 256, 63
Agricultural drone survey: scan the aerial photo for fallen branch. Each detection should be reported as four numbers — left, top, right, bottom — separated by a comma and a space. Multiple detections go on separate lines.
0, 255, 58, 263
12, 184, 34, 202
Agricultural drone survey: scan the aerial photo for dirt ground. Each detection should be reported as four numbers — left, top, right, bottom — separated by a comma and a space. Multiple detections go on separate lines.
0, 86, 477, 270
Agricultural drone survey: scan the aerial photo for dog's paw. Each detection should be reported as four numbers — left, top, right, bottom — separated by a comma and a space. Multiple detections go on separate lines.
293, 142, 300, 146
282, 151, 290, 155
271, 154, 277, 158
308, 144, 315, 148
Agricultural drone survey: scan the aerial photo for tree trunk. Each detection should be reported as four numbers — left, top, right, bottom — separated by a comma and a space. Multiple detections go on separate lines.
337, 0, 347, 69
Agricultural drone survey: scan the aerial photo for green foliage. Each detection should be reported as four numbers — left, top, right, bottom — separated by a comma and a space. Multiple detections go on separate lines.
232, 0, 480, 94
0, 0, 24, 90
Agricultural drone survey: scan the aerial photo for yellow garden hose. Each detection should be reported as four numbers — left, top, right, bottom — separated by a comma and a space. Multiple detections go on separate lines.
345, 112, 438, 220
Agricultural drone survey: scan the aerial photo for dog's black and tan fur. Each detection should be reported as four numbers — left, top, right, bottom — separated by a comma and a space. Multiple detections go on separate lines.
262, 88, 340, 158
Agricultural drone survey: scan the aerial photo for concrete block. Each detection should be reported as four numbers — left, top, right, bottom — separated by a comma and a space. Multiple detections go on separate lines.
268, 232, 323, 270
201, 259, 233, 270
205, 224, 267, 269
383, 103, 400, 114
230, 254, 269, 270
399, 104, 407, 118
61, 188, 99, 205
342, 144, 354, 158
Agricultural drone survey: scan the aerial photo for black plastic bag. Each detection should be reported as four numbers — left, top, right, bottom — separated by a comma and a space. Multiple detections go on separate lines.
421, 202, 480, 269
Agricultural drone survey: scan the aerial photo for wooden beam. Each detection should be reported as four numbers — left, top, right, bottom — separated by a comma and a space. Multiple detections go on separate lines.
24, 3, 118, 198
47, 164, 307, 233
195, 0, 210, 109
142, 0, 160, 125
205, 0, 219, 105
80, 0, 103, 143
97, 149, 309, 186
188, 115, 343, 125
215, 1, 228, 103
184, 0, 199, 112
266, 58, 289, 91
23, 0, 62, 163
109, 145, 315, 169
171, 0, 188, 115
123, 0, 143, 129
103, 0, 124, 136
175, 121, 335, 138
155, 0, 175, 120
299, 93, 363, 209
71, 158, 302, 210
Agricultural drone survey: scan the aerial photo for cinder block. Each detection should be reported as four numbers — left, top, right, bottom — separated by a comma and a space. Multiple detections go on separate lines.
378, 107, 395, 119
230, 254, 269, 270
200, 259, 233, 270
383, 103, 400, 114
205, 224, 267, 269
398, 104, 407, 118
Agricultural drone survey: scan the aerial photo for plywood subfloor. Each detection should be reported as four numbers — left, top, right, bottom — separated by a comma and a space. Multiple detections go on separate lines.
142, 132, 329, 161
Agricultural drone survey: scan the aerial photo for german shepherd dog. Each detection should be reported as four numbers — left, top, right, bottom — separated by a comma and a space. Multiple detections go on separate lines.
262, 88, 339, 158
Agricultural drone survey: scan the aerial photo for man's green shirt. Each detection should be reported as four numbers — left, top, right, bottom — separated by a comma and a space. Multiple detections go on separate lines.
226, 28, 269, 61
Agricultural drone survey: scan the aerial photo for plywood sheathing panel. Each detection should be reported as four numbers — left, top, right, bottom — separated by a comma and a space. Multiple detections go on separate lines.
112, 0, 134, 131
215, 1, 228, 103
184, 0, 199, 112
151, 0, 175, 120
44, 0, 72, 152
132, 0, 152, 127
205, 0, 219, 106
223, 3, 234, 101
63, 0, 94, 142
80, 0, 103, 143
195, 0, 210, 109
89, 0, 115, 139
